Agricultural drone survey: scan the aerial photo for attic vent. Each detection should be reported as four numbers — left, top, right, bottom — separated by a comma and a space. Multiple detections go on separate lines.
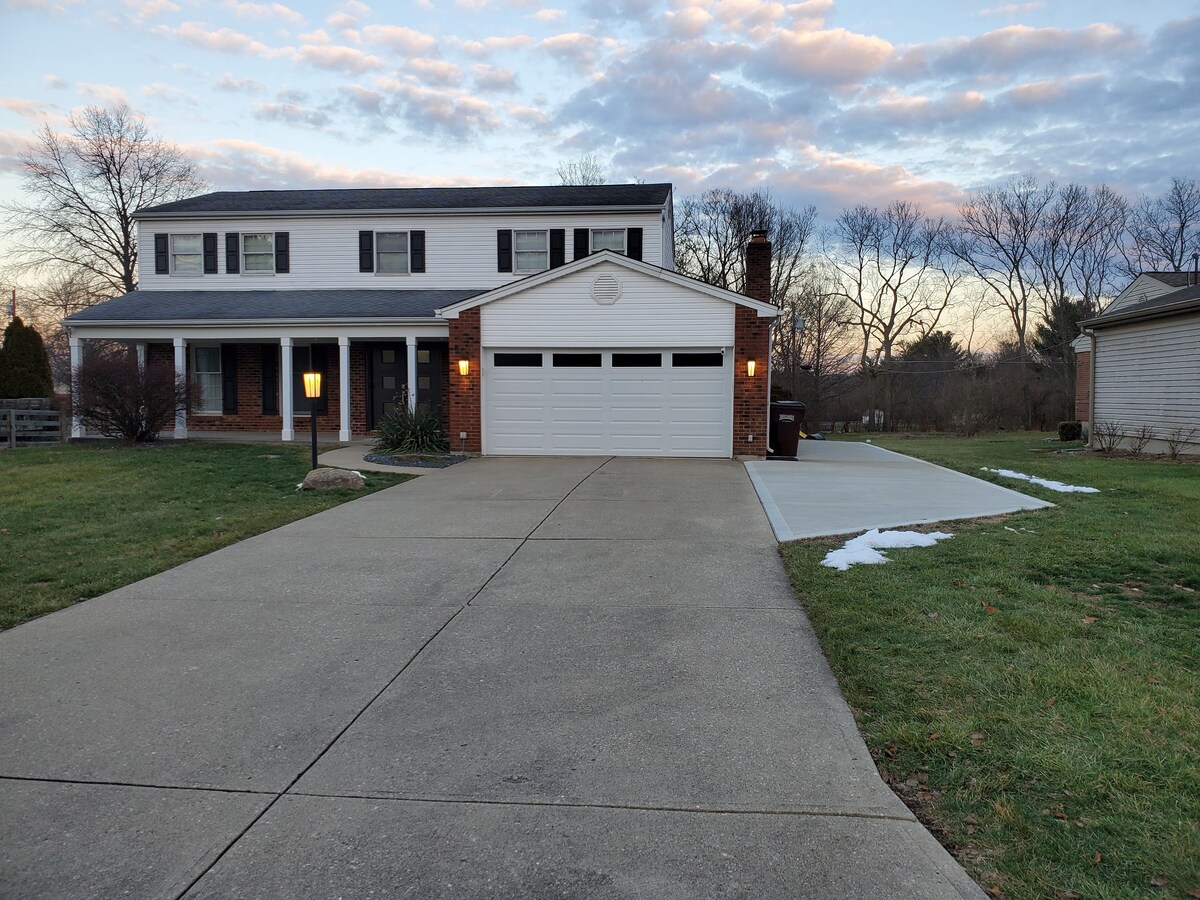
592, 273, 622, 306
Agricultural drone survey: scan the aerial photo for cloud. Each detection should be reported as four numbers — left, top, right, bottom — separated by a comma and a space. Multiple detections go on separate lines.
373, 76, 500, 138
141, 83, 192, 103
162, 21, 279, 57
294, 42, 384, 73
254, 101, 331, 129
539, 32, 605, 71
214, 74, 264, 92
0, 98, 51, 119
405, 57, 463, 86
979, 2, 1042, 16
223, 0, 305, 26
42, 74, 68, 90
124, 0, 179, 21
361, 23, 437, 54
78, 82, 130, 106
752, 27, 895, 86
532, 8, 565, 23
455, 34, 535, 57
473, 64, 518, 93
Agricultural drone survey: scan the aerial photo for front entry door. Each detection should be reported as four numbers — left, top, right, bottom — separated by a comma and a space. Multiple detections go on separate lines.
414, 343, 445, 418
369, 343, 406, 429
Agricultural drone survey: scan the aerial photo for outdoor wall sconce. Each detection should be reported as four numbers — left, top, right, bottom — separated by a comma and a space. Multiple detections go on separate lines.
303, 371, 322, 470
746, 359, 757, 377
458, 359, 470, 376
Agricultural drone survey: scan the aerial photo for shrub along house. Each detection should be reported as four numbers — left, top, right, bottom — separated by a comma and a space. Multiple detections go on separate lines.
66, 184, 779, 458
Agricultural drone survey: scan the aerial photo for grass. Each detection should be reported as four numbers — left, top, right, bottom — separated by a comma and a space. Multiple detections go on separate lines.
0, 442, 409, 630
782, 433, 1199, 899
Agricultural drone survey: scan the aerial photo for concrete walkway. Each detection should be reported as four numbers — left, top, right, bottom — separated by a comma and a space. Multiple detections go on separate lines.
0, 457, 984, 899
748, 441, 1054, 540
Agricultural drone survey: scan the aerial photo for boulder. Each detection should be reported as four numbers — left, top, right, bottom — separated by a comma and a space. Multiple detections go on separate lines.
299, 467, 366, 491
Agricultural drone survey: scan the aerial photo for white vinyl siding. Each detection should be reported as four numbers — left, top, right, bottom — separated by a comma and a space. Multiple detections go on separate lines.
1100, 274, 1184, 316
137, 211, 664, 290
481, 260, 734, 348
376, 231, 409, 274
242, 233, 275, 273
193, 345, 222, 413
171, 234, 202, 274
1093, 312, 1200, 440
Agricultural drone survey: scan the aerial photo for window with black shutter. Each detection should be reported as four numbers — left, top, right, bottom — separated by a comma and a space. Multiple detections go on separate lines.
359, 231, 374, 272
497, 230, 513, 272
220, 344, 238, 414
573, 228, 589, 261
154, 234, 169, 274
410, 230, 425, 272
549, 229, 565, 268
628, 227, 643, 261
274, 232, 289, 273
225, 233, 240, 273
203, 233, 218, 273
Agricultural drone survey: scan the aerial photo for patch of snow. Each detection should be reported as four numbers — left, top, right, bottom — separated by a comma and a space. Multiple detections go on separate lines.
981, 467, 1099, 494
822, 528, 954, 571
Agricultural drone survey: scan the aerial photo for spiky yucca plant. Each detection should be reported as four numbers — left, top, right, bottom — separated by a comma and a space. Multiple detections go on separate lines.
372, 404, 448, 455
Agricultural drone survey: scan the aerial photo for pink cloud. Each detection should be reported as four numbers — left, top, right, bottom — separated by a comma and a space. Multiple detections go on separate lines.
77, 82, 130, 106
222, 0, 305, 26
760, 27, 895, 84
0, 97, 51, 119
294, 42, 384, 72
405, 57, 463, 86
361, 23, 437, 54
532, 8, 565, 23
163, 21, 279, 57
473, 64, 518, 92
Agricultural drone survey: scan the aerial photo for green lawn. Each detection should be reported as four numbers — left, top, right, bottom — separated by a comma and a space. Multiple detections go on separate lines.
0, 442, 409, 630
783, 433, 1199, 899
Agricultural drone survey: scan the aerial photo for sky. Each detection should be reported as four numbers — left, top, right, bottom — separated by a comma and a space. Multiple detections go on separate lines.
0, 0, 1197, 222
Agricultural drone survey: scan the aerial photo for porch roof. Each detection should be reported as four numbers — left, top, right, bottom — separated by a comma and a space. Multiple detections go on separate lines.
66, 288, 485, 326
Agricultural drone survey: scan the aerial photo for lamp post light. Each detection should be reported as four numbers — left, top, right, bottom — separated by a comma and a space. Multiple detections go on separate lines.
302, 371, 322, 470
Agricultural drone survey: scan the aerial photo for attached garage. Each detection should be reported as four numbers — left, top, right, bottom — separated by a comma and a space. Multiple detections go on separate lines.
439, 245, 778, 458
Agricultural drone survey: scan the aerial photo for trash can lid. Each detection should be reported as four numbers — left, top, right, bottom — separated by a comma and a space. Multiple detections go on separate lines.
771, 400, 807, 409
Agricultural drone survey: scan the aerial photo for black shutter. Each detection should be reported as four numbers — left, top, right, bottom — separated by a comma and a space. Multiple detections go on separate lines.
497, 230, 512, 272
225, 233, 240, 274
410, 230, 425, 272
261, 344, 278, 415
203, 233, 218, 273
274, 232, 289, 273
359, 231, 374, 272
627, 227, 643, 261
310, 344, 328, 415
220, 344, 238, 415
573, 228, 590, 260
549, 229, 565, 268
154, 234, 169, 274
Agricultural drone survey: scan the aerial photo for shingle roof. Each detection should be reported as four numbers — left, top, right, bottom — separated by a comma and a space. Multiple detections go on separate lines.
1084, 282, 1200, 328
1144, 272, 1194, 289
138, 184, 673, 216
65, 289, 484, 324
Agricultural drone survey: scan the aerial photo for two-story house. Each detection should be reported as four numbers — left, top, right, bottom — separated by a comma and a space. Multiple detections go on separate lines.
65, 183, 778, 457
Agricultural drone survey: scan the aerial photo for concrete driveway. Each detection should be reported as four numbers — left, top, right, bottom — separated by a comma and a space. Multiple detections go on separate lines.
0, 456, 984, 899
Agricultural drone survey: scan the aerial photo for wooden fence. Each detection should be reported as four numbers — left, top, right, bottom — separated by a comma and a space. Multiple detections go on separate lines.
3, 407, 65, 447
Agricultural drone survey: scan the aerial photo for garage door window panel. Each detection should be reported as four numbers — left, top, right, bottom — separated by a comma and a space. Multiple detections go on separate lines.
612, 352, 663, 367
514, 231, 549, 273
494, 352, 544, 367
552, 353, 603, 367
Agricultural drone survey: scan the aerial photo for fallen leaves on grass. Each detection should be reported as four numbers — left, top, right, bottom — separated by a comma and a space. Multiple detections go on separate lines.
1081, 616, 1097, 624
971, 732, 985, 747
982, 600, 999, 615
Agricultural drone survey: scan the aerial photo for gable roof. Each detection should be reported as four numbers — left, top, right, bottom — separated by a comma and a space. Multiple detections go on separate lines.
436, 250, 780, 319
1083, 281, 1200, 329
66, 288, 482, 327
137, 184, 673, 217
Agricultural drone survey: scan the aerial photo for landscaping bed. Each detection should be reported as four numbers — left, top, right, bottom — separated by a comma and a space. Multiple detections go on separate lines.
0, 442, 409, 629
783, 433, 1199, 899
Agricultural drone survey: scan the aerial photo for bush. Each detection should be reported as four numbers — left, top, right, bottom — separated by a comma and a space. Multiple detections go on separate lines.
75, 347, 189, 444
0, 316, 54, 399
1057, 420, 1083, 441
372, 404, 447, 455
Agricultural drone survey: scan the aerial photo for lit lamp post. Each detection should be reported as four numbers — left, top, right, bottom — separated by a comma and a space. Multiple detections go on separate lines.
302, 371, 321, 470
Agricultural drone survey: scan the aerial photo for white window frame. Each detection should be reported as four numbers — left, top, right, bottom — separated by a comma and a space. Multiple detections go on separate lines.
241, 232, 275, 275
590, 228, 627, 255
170, 233, 203, 275
514, 229, 549, 274
192, 345, 223, 414
375, 231, 410, 275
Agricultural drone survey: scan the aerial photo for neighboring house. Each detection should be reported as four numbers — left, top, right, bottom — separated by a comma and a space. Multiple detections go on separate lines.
1076, 270, 1200, 454
65, 184, 779, 458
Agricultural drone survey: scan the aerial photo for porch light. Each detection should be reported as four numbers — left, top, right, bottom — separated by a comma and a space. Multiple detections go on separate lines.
303, 371, 321, 470
458, 359, 470, 376
746, 359, 757, 377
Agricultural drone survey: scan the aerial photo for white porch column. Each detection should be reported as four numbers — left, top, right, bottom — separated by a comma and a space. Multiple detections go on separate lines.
338, 336, 351, 442
280, 337, 295, 442
172, 337, 188, 440
135, 342, 147, 370
406, 337, 418, 412
69, 336, 83, 438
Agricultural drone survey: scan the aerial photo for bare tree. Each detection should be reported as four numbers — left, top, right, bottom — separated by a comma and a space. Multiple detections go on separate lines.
556, 153, 607, 186
1125, 177, 1200, 274
776, 262, 856, 426
5, 105, 206, 296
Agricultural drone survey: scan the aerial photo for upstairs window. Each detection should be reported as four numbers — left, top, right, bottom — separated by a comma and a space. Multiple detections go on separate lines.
242, 233, 275, 273
170, 234, 203, 274
514, 230, 549, 273
591, 229, 626, 255
376, 232, 409, 274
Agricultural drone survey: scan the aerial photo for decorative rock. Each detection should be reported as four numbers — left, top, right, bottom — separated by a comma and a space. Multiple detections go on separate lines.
298, 467, 366, 491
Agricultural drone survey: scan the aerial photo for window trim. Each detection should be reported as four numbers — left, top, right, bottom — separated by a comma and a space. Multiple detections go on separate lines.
375, 230, 410, 276
191, 344, 223, 415
170, 233, 204, 276
590, 228, 627, 255
241, 232, 275, 275
513, 229, 550, 274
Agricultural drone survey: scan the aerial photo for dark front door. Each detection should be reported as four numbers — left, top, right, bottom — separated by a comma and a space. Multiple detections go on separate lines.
414, 343, 445, 418
369, 343, 406, 428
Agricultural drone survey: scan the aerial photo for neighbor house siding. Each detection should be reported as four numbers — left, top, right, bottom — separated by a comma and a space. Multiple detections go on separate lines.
479, 260, 735, 348
137, 212, 665, 291
1093, 312, 1200, 444
1074, 349, 1091, 422
1100, 273, 1184, 317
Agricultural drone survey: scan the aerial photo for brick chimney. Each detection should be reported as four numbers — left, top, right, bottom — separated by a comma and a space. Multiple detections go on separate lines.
745, 230, 772, 303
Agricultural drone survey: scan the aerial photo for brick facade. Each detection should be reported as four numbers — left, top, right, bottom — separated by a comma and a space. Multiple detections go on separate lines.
734, 232, 773, 458
1075, 349, 1091, 422
447, 308, 482, 453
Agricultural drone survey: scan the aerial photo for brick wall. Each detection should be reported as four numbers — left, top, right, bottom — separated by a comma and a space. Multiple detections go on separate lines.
1075, 349, 1091, 422
448, 308, 481, 453
733, 306, 770, 457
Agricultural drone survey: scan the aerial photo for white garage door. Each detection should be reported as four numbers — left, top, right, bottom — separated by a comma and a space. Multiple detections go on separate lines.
483, 349, 732, 457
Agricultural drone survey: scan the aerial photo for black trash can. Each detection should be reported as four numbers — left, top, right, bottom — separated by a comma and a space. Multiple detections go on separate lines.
769, 401, 807, 458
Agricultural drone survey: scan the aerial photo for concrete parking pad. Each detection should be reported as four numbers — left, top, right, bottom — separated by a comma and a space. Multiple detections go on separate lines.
186, 794, 983, 900
747, 441, 1054, 541
0, 780, 269, 900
